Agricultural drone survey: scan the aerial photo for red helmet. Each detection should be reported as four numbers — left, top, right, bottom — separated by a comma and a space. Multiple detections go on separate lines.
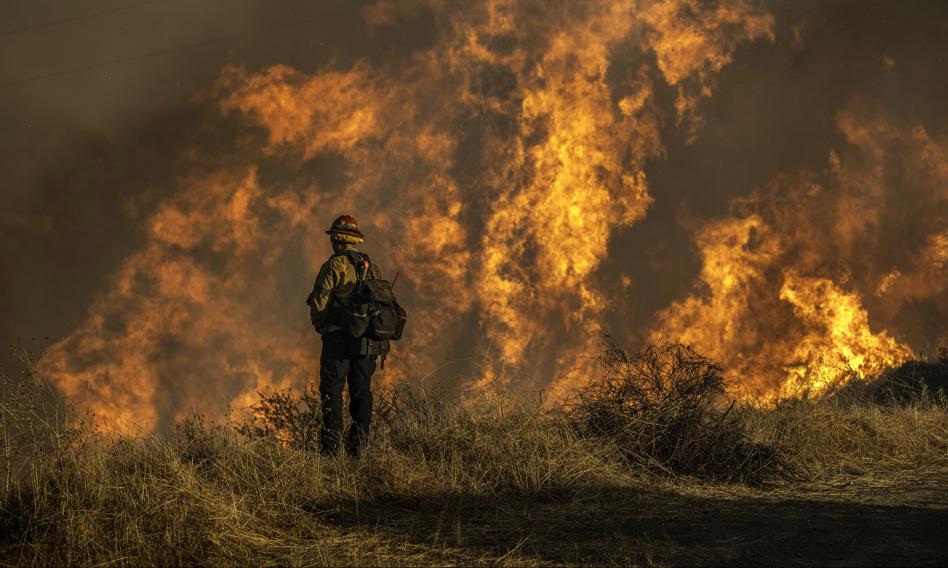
326, 214, 364, 238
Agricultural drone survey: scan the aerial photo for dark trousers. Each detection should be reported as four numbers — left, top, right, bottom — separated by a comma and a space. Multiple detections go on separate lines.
319, 333, 376, 455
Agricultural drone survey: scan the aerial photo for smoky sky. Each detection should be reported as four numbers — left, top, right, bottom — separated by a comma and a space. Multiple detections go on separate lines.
0, 0, 429, 372
2, 0, 948, 377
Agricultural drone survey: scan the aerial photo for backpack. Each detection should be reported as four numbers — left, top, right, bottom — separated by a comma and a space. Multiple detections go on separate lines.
338, 251, 407, 342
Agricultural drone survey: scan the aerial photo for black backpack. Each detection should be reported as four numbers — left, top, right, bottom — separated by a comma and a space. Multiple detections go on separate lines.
339, 251, 407, 342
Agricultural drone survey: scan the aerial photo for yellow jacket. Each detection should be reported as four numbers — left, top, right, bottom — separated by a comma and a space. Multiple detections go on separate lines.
307, 244, 382, 334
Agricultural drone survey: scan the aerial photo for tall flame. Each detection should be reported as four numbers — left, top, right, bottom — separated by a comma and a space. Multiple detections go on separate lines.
40, 0, 946, 431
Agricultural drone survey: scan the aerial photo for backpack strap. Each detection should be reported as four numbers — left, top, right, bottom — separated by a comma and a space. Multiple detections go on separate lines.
336, 251, 371, 285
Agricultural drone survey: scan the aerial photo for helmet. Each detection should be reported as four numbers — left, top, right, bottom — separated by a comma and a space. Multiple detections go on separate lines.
326, 214, 364, 238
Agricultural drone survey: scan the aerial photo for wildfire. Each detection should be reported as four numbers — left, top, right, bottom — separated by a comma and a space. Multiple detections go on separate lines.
41, 1, 945, 432
652, 105, 947, 398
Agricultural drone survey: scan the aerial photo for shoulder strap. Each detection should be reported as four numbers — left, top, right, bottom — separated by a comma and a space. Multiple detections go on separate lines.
337, 251, 371, 283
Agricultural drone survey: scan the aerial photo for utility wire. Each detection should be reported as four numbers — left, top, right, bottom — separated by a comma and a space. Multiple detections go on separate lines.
0, 13, 322, 90
0, 1, 161, 38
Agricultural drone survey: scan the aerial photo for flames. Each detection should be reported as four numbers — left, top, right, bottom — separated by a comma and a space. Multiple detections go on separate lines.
640, 0, 773, 136
778, 272, 911, 397
652, 106, 947, 398
40, 0, 946, 433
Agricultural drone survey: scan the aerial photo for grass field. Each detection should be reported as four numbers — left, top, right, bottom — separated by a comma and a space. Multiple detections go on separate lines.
2, 342, 946, 566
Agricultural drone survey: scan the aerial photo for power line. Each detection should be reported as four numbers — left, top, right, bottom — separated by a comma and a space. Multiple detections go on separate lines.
0, 1, 161, 38
0, 13, 322, 90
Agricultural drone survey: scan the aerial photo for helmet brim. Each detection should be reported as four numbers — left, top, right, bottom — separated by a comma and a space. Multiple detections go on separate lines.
326, 228, 365, 238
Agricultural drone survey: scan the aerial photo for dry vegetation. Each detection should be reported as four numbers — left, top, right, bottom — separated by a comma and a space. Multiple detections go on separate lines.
1, 341, 946, 566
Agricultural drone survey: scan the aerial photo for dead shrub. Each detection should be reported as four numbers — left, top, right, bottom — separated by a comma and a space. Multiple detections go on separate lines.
236, 386, 322, 451
563, 340, 793, 482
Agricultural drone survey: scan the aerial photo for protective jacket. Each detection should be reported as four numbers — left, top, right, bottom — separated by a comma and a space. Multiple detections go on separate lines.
308, 243, 381, 334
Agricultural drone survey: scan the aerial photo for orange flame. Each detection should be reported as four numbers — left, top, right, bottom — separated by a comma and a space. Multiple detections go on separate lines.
652, 105, 946, 397
42, 1, 945, 431
778, 272, 912, 397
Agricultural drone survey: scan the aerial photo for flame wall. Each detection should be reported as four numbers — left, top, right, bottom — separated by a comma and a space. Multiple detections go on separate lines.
652, 105, 947, 397
4, 0, 945, 432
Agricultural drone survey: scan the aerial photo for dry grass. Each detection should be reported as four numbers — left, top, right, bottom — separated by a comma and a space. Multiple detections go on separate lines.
743, 392, 948, 482
1, 341, 946, 566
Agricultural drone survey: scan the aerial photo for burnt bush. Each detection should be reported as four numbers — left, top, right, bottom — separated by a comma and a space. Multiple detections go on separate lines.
563, 340, 793, 482
236, 387, 322, 451
235, 384, 410, 452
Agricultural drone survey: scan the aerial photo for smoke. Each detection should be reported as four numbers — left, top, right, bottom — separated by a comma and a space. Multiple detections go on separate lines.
0, 0, 415, 360
2, 0, 947, 432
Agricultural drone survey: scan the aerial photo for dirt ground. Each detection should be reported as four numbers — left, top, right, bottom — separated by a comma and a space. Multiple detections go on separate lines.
325, 469, 948, 566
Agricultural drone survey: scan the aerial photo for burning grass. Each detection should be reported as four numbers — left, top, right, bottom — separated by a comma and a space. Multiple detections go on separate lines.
1, 342, 946, 565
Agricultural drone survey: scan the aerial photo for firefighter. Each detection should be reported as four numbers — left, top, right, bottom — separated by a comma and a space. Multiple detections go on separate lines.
306, 214, 382, 456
